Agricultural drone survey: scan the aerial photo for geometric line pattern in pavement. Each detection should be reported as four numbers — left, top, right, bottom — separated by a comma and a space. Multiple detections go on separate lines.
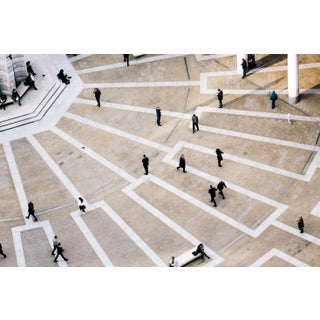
249, 248, 310, 267
70, 200, 167, 267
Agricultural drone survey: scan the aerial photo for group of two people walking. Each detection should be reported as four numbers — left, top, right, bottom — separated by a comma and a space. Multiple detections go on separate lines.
208, 181, 227, 207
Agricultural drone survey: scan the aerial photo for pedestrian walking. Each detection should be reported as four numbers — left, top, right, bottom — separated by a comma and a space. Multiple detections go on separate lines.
0, 243, 7, 259
216, 148, 224, 167
78, 197, 86, 213
11, 88, 22, 106
156, 106, 161, 126
217, 89, 223, 108
192, 114, 199, 133
26, 61, 37, 76
297, 215, 304, 233
241, 58, 247, 79
51, 235, 59, 255
270, 90, 278, 109
176, 154, 187, 173
287, 113, 292, 125
26, 201, 38, 221
142, 154, 149, 175
193, 243, 210, 260
123, 54, 130, 67
53, 242, 68, 262
208, 185, 217, 207
217, 180, 227, 199
169, 256, 178, 267
93, 88, 101, 107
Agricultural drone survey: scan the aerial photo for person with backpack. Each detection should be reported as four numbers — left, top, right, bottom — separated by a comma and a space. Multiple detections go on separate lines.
53, 243, 68, 262
270, 90, 278, 109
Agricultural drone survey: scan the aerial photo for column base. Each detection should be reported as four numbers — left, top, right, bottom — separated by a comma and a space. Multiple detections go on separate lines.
289, 95, 300, 104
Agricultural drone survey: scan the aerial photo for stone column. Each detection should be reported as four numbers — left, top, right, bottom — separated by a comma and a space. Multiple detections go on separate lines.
237, 54, 248, 74
0, 55, 16, 95
0, 54, 26, 95
12, 54, 27, 86
288, 54, 299, 104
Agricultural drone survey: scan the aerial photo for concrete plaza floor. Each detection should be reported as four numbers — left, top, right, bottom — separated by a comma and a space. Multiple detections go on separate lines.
1, 53, 320, 267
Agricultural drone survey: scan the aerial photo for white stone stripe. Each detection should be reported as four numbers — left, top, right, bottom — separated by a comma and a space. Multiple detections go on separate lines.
198, 124, 319, 151
68, 54, 92, 62
26, 135, 87, 203
11, 227, 25, 267
165, 141, 289, 208
150, 175, 255, 236
3, 142, 30, 225
201, 88, 320, 95
83, 81, 200, 89
272, 220, 320, 246
51, 126, 136, 184
74, 98, 192, 119
198, 107, 320, 122
162, 158, 288, 237
64, 112, 172, 153
98, 200, 167, 267
77, 54, 186, 74
122, 177, 224, 265
0, 217, 21, 222
70, 210, 114, 267
12, 220, 68, 267
176, 140, 307, 181
202, 62, 320, 79
195, 54, 234, 61
250, 248, 310, 267
311, 200, 320, 217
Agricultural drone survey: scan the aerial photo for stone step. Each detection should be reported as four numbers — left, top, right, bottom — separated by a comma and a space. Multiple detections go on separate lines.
0, 82, 66, 132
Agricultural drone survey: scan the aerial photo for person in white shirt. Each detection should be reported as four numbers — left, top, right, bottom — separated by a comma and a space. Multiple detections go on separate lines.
169, 256, 178, 267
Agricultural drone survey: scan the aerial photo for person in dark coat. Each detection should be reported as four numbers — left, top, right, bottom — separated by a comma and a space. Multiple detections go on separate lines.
142, 154, 149, 175
53, 242, 68, 262
26, 61, 37, 76
156, 106, 161, 126
26, 201, 38, 221
192, 114, 199, 133
78, 197, 86, 213
241, 58, 247, 79
0, 243, 7, 258
57, 69, 70, 84
93, 88, 101, 107
297, 215, 304, 233
208, 185, 217, 207
270, 90, 278, 109
24, 74, 38, 90
216, 148, 224, 167
176, 154, 187, 173
11, 88, 22, 106
217, 180, 227, 199
195, 243, 210, 260
123, 54, 130, 67
217, 89, 223, 108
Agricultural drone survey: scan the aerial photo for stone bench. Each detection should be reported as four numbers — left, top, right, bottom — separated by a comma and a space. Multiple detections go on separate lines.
0, 81, 31, 110
174, 248, 203, 267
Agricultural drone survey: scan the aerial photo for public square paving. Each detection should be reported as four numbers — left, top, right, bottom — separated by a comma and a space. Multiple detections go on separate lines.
1, 53, 320, 267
